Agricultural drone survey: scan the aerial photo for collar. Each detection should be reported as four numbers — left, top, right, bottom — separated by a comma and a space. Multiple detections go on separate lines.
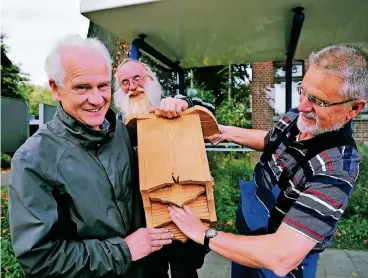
52, 103, 116, 150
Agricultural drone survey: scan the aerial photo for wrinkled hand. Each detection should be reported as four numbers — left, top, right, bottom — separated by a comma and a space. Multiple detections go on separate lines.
204, 125, 228, 146
168, 205, 207, 245
149, 97, 189, 118
125, 228, 173, 261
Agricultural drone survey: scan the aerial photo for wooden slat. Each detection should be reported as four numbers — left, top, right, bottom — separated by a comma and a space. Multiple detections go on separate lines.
141, 191, 152, 227
125, 106, 219, 138
205, 182, 217, 223
151, 194, 210, 227
163, 222, 211, 243
149, 183, 206, 207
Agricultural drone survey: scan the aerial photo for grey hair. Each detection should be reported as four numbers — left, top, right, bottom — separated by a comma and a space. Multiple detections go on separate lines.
44, 34, 112, 86
309, 44, 368, 100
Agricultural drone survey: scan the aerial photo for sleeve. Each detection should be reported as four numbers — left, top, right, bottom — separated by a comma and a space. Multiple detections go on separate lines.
282, 158, 358, 243
173, 94, 216, 116
9, 152, 133, 278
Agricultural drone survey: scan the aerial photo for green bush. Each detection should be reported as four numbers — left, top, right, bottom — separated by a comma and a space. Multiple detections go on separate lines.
1, 153, 12, 169
209, 152, 253, 232
1, 187, 24, 278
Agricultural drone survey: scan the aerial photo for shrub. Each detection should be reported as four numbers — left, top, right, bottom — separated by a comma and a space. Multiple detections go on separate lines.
1, 153, 12, 169
1, 187, 24, 277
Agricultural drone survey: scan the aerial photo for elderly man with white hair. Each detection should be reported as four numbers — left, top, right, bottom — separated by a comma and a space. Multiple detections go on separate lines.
8, 35, 176, 278
112, 59, 215, 278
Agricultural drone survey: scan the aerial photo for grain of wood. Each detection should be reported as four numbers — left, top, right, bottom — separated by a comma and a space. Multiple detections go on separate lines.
137, 114, 212, 191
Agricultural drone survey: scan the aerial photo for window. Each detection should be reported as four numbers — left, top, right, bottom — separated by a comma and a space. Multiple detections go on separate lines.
273, 61, 304, 115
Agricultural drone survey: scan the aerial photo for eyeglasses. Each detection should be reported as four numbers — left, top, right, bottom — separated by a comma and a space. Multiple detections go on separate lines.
120, 75, 151, 87
297, 86, 357, 108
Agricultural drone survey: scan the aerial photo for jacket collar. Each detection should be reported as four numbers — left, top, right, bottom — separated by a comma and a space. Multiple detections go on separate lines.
52, 102, 116, 150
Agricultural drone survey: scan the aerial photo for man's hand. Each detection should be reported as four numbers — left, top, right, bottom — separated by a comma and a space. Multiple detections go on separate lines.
168, 205, 207, 245
125, 228, 173, 261
204, 125, 229, 146
149, 97, 189, 118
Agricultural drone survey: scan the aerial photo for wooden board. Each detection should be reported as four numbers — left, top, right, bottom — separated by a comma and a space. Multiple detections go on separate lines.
151, 194, 210, 227
126, 106, 219, 139
149, 183, 206, 207
137, 113, 213, 191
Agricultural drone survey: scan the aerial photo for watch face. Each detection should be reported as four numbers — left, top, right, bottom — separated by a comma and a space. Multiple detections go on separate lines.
206, 228, 218, 238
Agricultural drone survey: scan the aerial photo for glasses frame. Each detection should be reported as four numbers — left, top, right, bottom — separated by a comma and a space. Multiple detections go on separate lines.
120, 75, 152, 87
297, 85, 357, 108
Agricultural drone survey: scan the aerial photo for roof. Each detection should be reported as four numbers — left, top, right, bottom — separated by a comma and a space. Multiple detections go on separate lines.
81, 0, 368, 68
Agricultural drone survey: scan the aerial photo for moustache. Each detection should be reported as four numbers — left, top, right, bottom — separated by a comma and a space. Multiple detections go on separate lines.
127, 88, 145, 98
303, 112, 316, 120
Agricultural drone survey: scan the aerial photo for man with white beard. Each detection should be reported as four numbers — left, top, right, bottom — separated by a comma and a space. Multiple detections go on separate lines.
113, 58, 215, 121
113, 59, 215, 278
168, 44, 368, 278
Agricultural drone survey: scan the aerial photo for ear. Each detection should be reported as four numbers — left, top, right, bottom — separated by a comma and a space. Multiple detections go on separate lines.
346, 99, 366, 121
49, 80, 62, 101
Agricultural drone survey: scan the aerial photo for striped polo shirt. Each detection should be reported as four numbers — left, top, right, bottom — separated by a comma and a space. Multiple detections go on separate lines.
254, 108, 361, 252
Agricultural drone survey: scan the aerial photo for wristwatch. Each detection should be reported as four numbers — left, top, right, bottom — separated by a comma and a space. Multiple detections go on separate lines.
204, 228, 218, 252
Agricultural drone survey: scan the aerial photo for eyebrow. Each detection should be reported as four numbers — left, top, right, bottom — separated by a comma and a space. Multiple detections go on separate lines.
301, 86, 329, 104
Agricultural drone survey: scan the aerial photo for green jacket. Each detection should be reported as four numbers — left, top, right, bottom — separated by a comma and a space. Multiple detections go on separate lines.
9, 104, 145, 277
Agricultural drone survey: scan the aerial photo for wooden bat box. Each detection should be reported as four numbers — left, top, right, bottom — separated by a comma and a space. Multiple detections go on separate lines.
126, 106, 218, 242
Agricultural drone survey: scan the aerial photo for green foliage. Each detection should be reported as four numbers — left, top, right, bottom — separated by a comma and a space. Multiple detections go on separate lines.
1, 153, 12, 169
216, 100, 252, 128
191, 83, 252, 128
330, 217, 368, 250
1, 34, 29, 101
1, 187, 24, 277
209, 152, 253, 232
27, 85, 57, 117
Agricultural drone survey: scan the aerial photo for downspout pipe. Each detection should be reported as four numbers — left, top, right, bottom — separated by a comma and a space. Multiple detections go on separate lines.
285, 7, 305, 111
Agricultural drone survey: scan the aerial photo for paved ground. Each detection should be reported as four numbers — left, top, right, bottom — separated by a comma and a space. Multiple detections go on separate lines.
197, 249, 368, 278
1, 171, 11, 186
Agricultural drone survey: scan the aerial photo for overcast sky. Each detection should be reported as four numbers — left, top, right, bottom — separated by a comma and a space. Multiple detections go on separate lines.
2, 0, 90, 85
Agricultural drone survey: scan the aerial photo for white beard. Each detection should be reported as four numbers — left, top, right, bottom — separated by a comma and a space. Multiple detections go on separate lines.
297, 112, 344, 136
113, 79, 163, 120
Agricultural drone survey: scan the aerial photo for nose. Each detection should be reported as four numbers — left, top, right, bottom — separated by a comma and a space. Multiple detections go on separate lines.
128, 79, 138, 91
298, 94, 313, 113
88, 88, 105, 106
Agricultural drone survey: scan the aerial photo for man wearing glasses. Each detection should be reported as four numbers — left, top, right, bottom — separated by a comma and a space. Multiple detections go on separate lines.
113, 59, 215, 278
167, 44, 367, 278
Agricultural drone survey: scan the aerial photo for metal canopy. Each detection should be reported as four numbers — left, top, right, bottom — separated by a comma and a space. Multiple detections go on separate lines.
80, 0, 368, 68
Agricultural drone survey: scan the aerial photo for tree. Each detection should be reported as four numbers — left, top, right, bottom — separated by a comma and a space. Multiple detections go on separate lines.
1, 34, 29, 100
27, 85, 57, 117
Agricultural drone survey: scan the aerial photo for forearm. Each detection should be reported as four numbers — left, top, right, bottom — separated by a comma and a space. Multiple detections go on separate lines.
223, 126, 268, 151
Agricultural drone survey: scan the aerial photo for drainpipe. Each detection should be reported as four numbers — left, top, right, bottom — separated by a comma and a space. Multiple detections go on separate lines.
285, 7, 305, 111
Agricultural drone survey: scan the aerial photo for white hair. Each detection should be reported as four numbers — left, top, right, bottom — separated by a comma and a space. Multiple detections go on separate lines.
309, 44, 368, 100
44, 34, 112, 86
113, 59, 163, 119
